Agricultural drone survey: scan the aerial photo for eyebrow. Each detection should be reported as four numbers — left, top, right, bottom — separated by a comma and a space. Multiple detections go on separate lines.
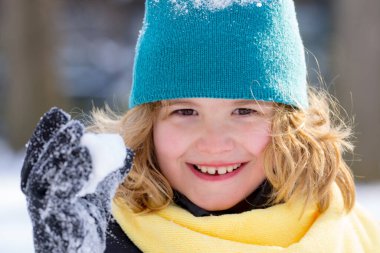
166, 99, 198, 106
165, 99, 271, 107
232, 100, 267, 106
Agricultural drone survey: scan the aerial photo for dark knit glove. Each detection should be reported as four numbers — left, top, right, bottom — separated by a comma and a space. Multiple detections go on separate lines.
21, 107, 133, 253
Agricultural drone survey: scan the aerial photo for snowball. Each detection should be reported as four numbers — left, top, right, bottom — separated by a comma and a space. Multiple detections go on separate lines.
77, 133, 126, 197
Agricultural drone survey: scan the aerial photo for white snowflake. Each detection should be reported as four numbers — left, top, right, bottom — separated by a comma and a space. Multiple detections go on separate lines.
162, 0, 269, 13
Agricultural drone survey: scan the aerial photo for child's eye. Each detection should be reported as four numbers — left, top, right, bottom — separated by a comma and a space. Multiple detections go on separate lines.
232, 108, 258, 116
172, 109, 198, 116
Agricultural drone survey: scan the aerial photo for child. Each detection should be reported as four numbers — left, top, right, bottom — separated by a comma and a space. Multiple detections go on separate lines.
22, 0, 380, 252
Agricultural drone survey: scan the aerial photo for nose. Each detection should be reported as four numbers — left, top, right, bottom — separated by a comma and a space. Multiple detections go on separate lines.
195, 122, 235, 154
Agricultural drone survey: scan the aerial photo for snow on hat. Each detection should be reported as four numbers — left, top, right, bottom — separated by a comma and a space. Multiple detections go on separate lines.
129, 0, 308, 108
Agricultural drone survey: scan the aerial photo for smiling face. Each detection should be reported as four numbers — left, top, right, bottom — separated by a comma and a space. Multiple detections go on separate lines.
153, 98, 274, 211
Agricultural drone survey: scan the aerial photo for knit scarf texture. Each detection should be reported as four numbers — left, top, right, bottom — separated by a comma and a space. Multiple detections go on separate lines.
112, 186, 380, 253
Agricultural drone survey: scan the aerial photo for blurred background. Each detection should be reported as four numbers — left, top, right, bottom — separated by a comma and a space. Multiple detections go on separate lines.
0, 0, 379, 252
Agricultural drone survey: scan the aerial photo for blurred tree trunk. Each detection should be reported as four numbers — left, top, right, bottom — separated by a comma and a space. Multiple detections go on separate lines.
3, 0, 68, 150
332, 0, 380, 181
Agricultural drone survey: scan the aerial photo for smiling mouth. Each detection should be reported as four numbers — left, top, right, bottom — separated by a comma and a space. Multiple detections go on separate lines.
192, 163, 243, 175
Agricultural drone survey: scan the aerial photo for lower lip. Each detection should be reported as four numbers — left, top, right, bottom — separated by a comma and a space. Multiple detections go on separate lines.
188, 163, 246, 181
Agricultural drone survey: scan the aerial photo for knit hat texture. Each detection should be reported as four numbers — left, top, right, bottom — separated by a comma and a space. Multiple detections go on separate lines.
129, 0, 308, 108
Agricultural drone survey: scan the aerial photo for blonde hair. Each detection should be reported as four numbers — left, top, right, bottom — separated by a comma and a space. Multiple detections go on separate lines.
264, 88, 355, 212
88, 88, 355, 213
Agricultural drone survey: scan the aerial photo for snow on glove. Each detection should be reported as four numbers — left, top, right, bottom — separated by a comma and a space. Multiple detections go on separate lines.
21, 107, 134, 253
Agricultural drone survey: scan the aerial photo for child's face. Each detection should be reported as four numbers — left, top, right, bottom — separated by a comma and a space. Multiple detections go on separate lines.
153, 98, 273, 211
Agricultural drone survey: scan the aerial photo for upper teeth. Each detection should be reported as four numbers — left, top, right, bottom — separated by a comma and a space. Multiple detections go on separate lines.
196, 164, 241, 175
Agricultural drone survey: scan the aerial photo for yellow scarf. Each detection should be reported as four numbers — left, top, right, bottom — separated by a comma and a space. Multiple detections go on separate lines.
112, 186, 380, 253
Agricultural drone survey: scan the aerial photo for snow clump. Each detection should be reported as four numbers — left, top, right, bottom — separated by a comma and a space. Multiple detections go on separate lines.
77, 133, 126, 197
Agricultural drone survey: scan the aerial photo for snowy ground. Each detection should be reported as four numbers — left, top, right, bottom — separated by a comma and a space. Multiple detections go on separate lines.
0, 140, 379, 252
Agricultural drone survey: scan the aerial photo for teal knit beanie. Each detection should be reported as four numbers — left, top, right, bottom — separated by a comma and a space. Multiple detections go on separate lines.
129, 0, 308, 108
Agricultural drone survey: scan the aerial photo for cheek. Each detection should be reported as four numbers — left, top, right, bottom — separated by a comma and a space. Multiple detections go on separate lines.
251, 134, 271, 153
239, 124, 271, 154
153, 122, 189, 162
153, 122, 192, 187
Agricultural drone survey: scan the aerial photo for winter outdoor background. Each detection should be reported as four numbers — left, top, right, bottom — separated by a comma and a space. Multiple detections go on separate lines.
0, 0, 379, 252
